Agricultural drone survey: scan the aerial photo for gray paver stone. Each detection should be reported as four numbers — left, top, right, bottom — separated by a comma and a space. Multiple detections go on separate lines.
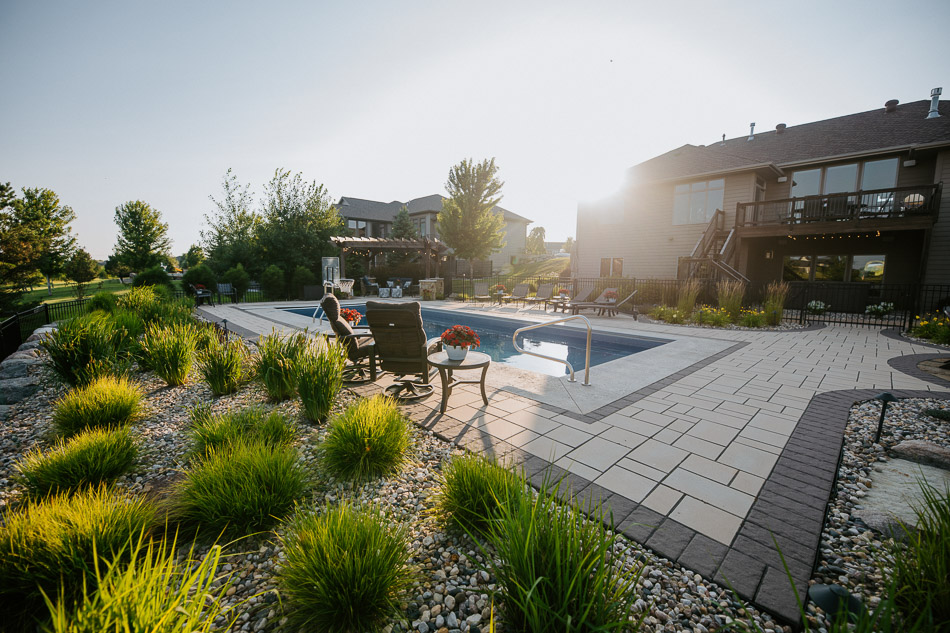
645, 518, 694, 560
678, 533, 729, 578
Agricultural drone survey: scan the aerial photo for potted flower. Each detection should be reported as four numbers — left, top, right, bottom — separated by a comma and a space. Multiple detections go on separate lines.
604, 290, 619, 303
806, 300, 829, 316
558, 287, 570, 298
492, 284, 507, 294
340, 308, 362, 326
440, 325, 480, 361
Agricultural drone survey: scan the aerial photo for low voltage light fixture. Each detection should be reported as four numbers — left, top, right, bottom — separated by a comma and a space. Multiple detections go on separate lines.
873, 392, 897, 443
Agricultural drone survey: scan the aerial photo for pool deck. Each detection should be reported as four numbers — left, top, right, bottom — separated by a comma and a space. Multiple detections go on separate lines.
198, 299, 950, 623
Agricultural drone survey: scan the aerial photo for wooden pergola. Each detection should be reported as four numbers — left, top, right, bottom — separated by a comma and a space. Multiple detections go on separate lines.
330, 236, 449, 279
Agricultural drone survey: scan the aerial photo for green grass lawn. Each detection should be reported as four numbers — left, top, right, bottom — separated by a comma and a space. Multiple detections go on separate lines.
508, 258, 571, 277
16, 279, 185, 306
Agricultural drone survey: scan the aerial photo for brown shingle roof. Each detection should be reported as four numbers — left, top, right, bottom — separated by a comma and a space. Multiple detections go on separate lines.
630, 100, 950, 184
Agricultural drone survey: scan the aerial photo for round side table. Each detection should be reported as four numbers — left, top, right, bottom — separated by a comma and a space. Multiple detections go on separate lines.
427, 350, 491, 414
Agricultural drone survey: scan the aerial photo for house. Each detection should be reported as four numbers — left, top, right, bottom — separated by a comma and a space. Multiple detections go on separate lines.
575, 89, 950, 287
335, 194, 532, 272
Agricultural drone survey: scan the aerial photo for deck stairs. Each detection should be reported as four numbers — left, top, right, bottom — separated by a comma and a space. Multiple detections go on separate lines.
678, 209, 750, 283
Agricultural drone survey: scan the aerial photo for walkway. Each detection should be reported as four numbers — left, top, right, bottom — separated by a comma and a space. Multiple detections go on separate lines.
198, 300, 950, 623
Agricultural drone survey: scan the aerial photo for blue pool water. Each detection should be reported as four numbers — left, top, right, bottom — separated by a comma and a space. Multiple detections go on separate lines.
284, 305, 668, 377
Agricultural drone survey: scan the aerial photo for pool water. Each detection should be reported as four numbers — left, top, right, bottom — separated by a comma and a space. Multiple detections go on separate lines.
284, 305, 667, 377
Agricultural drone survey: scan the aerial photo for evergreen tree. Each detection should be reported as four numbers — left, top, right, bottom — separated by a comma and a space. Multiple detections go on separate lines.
14, 188, 76, 295
436, 158, 506, 278
112, 200, 172, 271
388, 205, 418, 266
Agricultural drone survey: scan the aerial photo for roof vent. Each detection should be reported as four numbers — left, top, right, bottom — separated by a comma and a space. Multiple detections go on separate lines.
775, 123, 787, 134
747, 122, 755, 142
884, 99, 899, 113
721, 134, 726, 146
927, 87, 942, 119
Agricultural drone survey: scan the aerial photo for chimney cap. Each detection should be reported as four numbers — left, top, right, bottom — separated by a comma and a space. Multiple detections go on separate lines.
775, 123, 787, 133
885, 99, 899, 113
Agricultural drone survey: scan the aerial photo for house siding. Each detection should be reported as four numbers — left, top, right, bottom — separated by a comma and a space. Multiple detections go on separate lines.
923, 149, 950, 284
491, 219, 528, 270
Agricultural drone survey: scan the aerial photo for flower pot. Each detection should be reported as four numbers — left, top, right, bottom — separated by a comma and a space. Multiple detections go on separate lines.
445, 345, 468, 361
606, 298, 617, 304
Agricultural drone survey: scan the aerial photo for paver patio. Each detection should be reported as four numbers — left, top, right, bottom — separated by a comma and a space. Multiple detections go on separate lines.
199, 300, 950, 622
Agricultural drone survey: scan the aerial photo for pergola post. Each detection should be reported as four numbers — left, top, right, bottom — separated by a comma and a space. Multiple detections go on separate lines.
339, 248, 347, 279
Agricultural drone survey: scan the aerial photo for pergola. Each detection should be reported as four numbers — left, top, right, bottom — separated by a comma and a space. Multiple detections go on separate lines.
330, 236, 449, 279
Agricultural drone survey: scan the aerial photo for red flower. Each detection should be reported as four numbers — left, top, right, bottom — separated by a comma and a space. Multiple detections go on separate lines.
604, 290, 619, 300
492, 284, 506, 292
441, 324, 480, 349
340, 308, 362, 325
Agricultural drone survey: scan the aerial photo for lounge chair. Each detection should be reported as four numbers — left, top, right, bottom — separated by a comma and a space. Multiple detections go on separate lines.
571, 289, 638, 317
365, 301, 441, 400
523, 283, 554, 310
472, 282, 492, 304
362, 276, 379, 296
502, 283, 530, 306
553, 287, 593, 313
320, 295, 376, 383
567, 287, 617, 315
190, 284, 214, 307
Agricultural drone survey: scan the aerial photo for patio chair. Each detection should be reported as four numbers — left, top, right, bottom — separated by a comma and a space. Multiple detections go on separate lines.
321, 294, 376, 383
502, 283, 530, 306
553, 286, 593, 313
472, 282, 492, 304
568, 287, 618, 316
190, 284, 214, 307
365, 301, 441, 400
571, 289, 638, 317
362, 275, 379, 296
217, 283, 236, 303
523, 283, 554, 310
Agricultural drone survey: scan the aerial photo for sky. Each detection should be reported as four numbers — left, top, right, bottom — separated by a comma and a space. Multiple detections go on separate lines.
1, 0, 948, 260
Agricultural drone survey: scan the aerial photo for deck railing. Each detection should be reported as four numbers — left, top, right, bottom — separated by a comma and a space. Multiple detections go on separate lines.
736, 184, 941, 228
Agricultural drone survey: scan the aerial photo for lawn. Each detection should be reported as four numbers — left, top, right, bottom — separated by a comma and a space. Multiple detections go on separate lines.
15, 278, 185, 306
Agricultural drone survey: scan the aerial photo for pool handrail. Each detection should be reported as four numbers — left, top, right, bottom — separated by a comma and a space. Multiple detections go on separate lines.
512, 315, 592, 386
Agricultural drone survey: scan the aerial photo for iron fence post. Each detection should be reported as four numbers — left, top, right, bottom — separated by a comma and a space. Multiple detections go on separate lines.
44, 303, 50, 325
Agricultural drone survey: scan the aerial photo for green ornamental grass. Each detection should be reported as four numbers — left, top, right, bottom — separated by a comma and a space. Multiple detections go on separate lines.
434, 453, 524, 539
167, 439, 306, 537
278, 503, 414, 633
43, 535, 238, 633
187, 405, 295, 456
0, 486, 156, 632
138, 321, 197, 385
15, 426, 138, 496
41, 313, 129, 386
52, 375, 142, 437
255, 330, 310, 400
716, 279, 746, 322
198, 337, 248, 396
320, 396, 410, 482
297, 338, 347, 422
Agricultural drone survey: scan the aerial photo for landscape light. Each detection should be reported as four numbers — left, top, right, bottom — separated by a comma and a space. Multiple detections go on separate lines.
808, 584, 866, 622
873, 392, 897, 443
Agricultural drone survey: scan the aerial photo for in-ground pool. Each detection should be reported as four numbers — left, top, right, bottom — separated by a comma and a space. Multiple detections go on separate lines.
284, 305, 668, 378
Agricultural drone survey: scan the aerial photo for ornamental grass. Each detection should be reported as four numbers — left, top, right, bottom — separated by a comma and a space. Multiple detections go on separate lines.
137, 321, 198, 386
187, 405, 295, 457
763, 281, 790, 326
52, 375, 143, 437
297, 339, 347, 422
41, 313, 130, 387
198, 337, 248, 396
255, 330, 310, 401
716, 279, 745, 321
434, 453, 524, 539
320, 396, 410, 482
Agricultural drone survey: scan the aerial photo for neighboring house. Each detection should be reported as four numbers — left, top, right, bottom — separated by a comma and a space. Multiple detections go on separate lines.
335, 195, 531, 272
575, 90, 950, 287
544, 241, 568, 255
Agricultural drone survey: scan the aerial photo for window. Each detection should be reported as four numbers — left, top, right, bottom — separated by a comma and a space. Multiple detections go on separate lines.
790, 169, 821, 198
783, 256, 812, 281
822, 164, 858, 194
851, 255, 886, 283
813, 255, 848, 281
415, 218, 427, 236
600, 258, 610, 277
600, 257, 623, 277
860, 158, 898, 191
673, 179, 724, 225
783, 254, 886, 282
347, 219, 367, 237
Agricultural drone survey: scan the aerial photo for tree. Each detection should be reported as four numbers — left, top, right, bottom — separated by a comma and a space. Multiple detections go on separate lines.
388, 205, 418, 266
261, 265, 285, 300
0, 182, 35, 314
436, 158, 506, 278
563, 236, 575, 254
526, 226, 546, 255
104, 254, 132, 281
224, 264, 251, 301
112, 200, 172, 271
64, 248, 99, 300
179, 244, 205, 269
202, 169, 261, 277
13, 188, 77, 295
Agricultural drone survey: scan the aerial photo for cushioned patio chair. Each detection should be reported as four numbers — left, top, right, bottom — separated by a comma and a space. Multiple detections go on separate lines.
365, 301, 441, 400
523, 283, 554, 310
320, 295, 376, 383
362, 275, 379, 296
571, 289, 638, 317
553, 286, 593, 313
472, 282, 492, 304
502, 283, 530, 306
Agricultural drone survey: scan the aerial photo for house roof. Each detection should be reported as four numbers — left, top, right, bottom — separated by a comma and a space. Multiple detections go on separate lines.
630, 99, 950, 184
337, 194, 531, 223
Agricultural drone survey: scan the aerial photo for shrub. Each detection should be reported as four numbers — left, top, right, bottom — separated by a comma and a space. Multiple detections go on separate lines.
181, 264, 217, 296
888, 480, 950, 628
261, 264, 285, 300
676, 278, 701, 313
198, 337, 247, 395
297, 339, 347, 422
138, 322, 197, 385
187, 405, 294, 456
738, 308, 766, 328
912, 313, 950, 344
86, 292, 118, 314
649, 305, 688, 324
131, 266, 171, 288
53, 375, 142, 437
0, 486, 155, 631
255, 330, 310, 400
43, 536, 237, 633
15, 427, 138, 496
321, 396, 410, 482
693, 305, 730, 327
277, 503, 413, 633
291, 265, 316, 299
806, 300, 829, 315
41, 313, 129, 386
486, 476, 643, 632
223, 263, 251, 301
865, 301, 895, 318
167, 439, 305, 537
716, 279, 745, 321
763, 281, 789, 326
434, 453, 524, 538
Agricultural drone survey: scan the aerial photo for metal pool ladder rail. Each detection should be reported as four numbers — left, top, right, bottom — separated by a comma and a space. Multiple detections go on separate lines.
512, 315, 592, 385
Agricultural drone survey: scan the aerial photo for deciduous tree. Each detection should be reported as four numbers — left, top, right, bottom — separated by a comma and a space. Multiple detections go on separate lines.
112, 200, 171, 271
64, 248, 99, 300
526, 226, 546, 255
202, 169, 261, 276
13, 187, 76, 295
436, 158, 506, 278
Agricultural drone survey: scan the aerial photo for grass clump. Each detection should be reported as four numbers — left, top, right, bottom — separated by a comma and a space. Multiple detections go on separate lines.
198, 337, 248, 396
320, 395, 410, 482
167, 439, 306, 537
0, 486, 156, 631
255, 330, 310, 401
41, 313, 129, 386
763, 280, 789, 326
486, 475, 643, 632
297, 338, 347, 422
716, 279, 745, 321
277, 503, 413, 633
44, 535, 237, 633
52, 375, 142, 437
187, 405, 295, 456
15, 427, 138, 496
138, 321, 197, 385
434, 453, 524, 538
676, 278, 701, 314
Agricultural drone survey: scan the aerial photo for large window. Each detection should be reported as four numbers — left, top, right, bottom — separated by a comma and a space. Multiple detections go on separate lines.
783, 254, 886, 283
673, 179, 724, 225
860, 158, 898, 191
791, 158, 900, 199
347, 219, 367, 237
